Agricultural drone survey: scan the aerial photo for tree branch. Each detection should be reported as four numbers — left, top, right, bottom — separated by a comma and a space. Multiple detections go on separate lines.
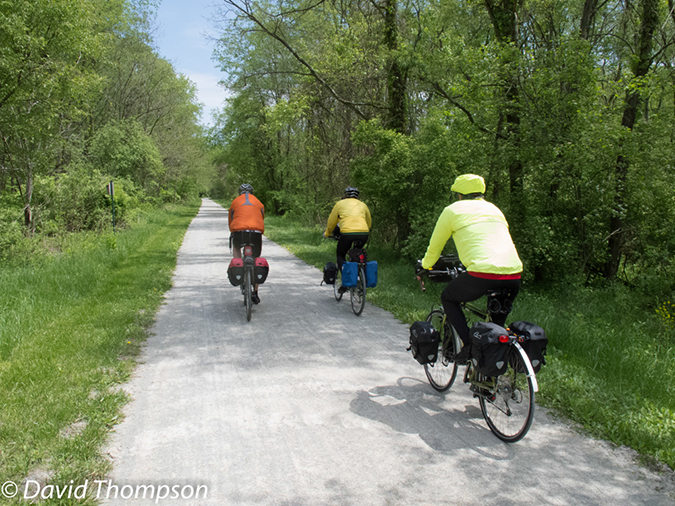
428, 82, 505, 140
224, 0, 372, 119
274, 0, 327, 17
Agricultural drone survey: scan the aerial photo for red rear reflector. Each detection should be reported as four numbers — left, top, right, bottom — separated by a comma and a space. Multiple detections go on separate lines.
498, 334, 509, 343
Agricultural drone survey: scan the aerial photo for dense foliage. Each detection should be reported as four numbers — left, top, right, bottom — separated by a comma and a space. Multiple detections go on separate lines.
0, 0, 213, 259
211, 0, 675, 300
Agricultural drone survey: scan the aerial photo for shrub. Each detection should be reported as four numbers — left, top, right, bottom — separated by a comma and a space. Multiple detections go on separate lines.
89, 119, 165, 192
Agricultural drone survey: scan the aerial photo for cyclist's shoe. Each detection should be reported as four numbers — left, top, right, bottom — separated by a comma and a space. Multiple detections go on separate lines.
338, 285, 349, 294
453, 344, 471, 364
251, 292, 260, 305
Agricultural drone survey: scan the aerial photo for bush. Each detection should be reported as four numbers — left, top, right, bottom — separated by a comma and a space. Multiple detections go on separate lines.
29, 164, 149, 235
89, 119, 165, 192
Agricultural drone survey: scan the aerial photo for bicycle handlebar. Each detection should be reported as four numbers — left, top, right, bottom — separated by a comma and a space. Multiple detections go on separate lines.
416, 269, 456, 293
415, 256, 466, 293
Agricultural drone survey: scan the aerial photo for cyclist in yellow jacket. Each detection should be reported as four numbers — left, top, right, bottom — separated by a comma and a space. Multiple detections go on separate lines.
324, 187, 372, 293
418, 174, 522, 363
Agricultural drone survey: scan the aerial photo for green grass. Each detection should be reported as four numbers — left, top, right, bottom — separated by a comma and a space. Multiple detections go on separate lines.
0, 202, 199, 505
264, 214, 675, 470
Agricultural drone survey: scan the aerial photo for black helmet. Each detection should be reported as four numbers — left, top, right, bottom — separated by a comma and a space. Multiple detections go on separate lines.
239, 183, 254, 195
344, 187, 359, 199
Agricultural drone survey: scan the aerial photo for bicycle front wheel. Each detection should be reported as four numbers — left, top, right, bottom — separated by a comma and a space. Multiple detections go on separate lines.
334, 271, 343, 301
244, 268, 252, 321
424, 309, 459, 392
350, 264, 366, 316
479, 346, 535, 442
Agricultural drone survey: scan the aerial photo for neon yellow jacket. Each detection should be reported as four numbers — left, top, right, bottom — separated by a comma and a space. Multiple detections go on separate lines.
421, 199, 522, 275
325, 198, 372, 236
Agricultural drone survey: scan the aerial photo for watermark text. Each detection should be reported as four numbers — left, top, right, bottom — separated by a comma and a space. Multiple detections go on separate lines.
1, 479, 208, 503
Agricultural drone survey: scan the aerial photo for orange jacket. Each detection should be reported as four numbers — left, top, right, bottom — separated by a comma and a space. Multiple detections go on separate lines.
228, 193, 265, 233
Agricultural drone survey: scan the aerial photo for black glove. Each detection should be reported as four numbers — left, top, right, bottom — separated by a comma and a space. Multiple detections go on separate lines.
414, 260, 426, 277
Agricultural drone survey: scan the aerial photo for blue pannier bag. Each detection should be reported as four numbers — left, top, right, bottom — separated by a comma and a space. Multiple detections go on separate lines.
365, 261, 378, 288
341, 262, 358, 287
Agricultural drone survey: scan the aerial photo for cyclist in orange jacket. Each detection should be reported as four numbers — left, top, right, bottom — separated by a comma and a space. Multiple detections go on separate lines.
418, 174, 523, 363
229, 183, 265, 304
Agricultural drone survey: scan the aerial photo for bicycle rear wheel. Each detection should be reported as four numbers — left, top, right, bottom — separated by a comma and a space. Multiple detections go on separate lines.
479, 346, 535, 442
424, 309, 459, 392
350, 264, 366, 316
244, 268, 252, 321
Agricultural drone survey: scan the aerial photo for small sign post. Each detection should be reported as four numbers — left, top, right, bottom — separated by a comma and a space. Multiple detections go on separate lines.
106, 181, 116, 232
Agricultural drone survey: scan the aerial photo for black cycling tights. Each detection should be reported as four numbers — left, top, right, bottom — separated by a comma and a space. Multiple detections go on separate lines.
336, 234, 369, 272
441, 272, 521, 346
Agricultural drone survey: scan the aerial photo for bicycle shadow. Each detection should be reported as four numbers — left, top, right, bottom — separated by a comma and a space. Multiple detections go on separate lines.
349, 377, 514, 459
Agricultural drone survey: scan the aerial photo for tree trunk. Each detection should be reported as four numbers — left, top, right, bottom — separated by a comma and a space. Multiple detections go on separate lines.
669, 0, 675, 143
580, 0, 599, 40
483, 0, 524, 196
605, 0, 659, 278
384, 0, 407, 134
15, 170, 34, 233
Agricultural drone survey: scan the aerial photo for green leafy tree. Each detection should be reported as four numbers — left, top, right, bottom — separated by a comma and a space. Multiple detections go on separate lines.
0, 0, 106, 231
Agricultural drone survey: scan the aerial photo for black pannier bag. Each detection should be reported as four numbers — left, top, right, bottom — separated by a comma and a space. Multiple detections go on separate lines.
509, 321, 547, 373
470, 322, 510, 377
322, 262, 338, 285
408, 321, 440, 365
227, 258, 244, 286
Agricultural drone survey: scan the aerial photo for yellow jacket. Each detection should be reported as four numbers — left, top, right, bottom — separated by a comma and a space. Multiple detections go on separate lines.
422, 199, 522, 275
325, 198, 372, 236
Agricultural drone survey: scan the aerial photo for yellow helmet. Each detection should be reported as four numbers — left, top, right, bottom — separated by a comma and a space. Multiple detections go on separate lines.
451, 174, 486, 195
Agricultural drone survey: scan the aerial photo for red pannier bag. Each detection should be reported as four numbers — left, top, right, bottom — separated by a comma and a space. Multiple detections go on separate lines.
254, 257, 269, 284
227, 258, 244, 286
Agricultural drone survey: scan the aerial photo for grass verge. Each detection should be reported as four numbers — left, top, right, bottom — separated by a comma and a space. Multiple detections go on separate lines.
263, 214, 675, 471
0, 202, 199, 505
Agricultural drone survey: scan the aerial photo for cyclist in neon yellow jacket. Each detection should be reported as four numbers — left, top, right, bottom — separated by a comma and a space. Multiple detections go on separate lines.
419, 174, 522, 363
324, 187, 372, 293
